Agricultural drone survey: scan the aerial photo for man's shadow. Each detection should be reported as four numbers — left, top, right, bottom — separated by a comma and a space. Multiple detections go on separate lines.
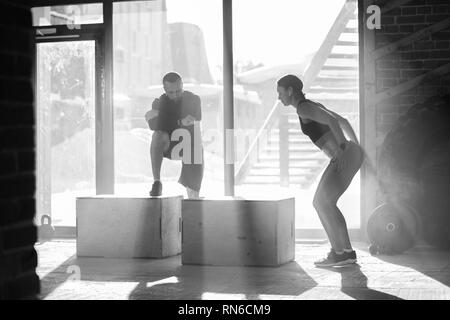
322, 263, 403, 300
129, 261, 318, 300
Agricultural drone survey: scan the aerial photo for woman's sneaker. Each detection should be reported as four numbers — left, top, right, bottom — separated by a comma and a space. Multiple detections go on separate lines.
314, 249, 357, 267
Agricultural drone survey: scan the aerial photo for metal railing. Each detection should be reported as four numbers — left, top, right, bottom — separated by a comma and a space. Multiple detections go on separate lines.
235, 100, 281, 184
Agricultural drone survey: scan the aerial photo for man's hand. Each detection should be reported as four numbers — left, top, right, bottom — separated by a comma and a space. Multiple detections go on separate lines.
145, 109, 159, 123
180, 115, 196, 126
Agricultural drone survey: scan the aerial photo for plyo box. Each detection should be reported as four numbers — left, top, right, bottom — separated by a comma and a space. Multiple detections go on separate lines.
182, 196, 295, 266
76, 195, 182, 258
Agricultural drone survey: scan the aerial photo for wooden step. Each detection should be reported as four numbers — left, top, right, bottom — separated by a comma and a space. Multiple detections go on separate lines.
307, 86, 358, 93
258, 154, 326, 161
248, 167, 316, 176
317, 73, 359, 80
313, 76, 358, 87
266, 140, 312, 147
253, 163, 325, 172
264, 144, 318, 151
328, 53, 358, 60
321, 65, 358, 71
304, 92, 359, 100
335, 40, 358, 46
253, 161, 324, 169
324, 57, 358, 67
243, 175, 310, 184
271, 128, 303, 134
268, 136, 311, 143
260, 153, 326, 161
343, 27, 358, 33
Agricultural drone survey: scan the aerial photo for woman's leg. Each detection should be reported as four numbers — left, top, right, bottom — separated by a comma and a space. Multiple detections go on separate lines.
313, 163, 347, 252
313, 142, 363, 252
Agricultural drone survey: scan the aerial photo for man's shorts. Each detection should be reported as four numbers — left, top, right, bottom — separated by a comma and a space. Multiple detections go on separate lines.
163, 132, 204, 192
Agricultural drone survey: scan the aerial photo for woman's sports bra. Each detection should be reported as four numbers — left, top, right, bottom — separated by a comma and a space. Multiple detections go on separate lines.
297, 99, 332, 143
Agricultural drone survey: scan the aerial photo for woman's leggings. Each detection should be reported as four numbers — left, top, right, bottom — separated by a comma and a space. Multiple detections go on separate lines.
312, 141, 364, 251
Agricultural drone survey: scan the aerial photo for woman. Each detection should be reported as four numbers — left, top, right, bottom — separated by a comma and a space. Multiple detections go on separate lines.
277, 74, 364, 267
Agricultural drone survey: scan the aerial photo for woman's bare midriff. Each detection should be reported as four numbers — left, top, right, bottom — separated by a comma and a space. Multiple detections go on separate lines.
314, 131, 340, 159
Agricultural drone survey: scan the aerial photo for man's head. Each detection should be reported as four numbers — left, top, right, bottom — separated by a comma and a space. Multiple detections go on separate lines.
276, 74, 304, 106
163, 72, 183, 101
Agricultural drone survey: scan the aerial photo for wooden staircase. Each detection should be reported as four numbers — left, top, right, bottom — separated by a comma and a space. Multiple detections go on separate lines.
242, 126, 328, 187
238, 0, 359, 188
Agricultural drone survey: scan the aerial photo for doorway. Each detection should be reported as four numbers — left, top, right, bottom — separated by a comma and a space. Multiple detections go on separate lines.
33, 3, 110, 234
36, 40, 96, 227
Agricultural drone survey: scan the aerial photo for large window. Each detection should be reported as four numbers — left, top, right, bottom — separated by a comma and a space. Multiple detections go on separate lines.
33, 0, 360, 231
36, 41, 96, 226
113, 0, 224, 197
232, 0, 360, 229
32, 3, 103, 26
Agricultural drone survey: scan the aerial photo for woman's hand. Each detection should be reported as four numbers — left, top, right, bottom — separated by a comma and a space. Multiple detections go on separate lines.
331, 143, 348, 172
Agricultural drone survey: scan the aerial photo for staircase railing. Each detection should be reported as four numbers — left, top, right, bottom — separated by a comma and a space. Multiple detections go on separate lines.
302, 0, 357, 92
234, 0, 357, 185
279, 108, 290, 186
235, 100, 281, 184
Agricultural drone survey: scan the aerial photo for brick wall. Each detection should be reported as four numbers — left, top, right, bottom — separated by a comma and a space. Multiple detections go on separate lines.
374, 0, 450, 136
0, 0, 39, 299
369, 0, 450, 205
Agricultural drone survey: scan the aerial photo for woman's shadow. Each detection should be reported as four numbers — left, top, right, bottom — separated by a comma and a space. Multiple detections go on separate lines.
323, 263, 403, 300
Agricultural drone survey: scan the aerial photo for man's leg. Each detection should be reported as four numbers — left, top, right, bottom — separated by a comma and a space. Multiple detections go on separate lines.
179, 149, 204, 199
150, 130, 170, 195
186, 187, 199, 199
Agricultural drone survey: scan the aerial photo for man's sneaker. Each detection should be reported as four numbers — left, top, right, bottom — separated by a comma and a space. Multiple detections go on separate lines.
314, 249, 357, 267
149, 181, 162, 196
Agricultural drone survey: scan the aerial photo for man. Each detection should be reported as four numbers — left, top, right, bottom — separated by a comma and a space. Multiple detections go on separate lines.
145, 72, 204, 198
277, 74, 364, 267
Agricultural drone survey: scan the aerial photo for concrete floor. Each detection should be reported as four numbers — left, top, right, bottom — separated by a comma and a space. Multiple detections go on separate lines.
35, 239, 450, 300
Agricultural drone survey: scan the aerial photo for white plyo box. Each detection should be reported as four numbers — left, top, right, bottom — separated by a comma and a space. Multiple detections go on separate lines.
181, 196, 295, 266
76, 195, 182, 258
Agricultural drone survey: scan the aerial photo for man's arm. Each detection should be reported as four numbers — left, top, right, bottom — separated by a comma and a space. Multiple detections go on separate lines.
145, 98, 160, 130
191, 95, 202, 121
179, 94, 202, 126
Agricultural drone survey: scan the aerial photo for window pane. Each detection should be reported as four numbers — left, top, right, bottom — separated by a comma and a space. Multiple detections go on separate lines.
233, 0, 360, 229
113, 0, 224, 197
36, 41, 96, 227
32, 3, 103, 27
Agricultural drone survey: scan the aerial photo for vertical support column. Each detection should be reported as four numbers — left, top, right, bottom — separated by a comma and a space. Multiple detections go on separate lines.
360, 0, 377, 240
279, 108, 289, 187
223, 0, 234, 196
96, 1, 114, 194
35, 44, 52, 222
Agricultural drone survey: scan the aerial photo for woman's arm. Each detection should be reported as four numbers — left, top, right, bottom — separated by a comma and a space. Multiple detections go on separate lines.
298, 102, 354, 171
325, 109, 359, 144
